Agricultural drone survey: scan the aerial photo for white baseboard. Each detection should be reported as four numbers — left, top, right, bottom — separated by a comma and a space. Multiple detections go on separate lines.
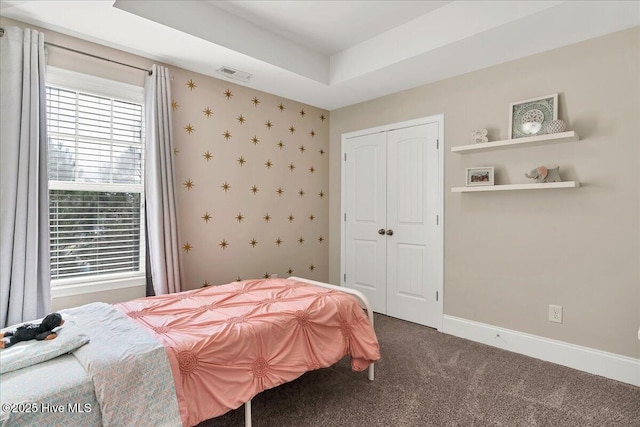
441, 315, 640, 387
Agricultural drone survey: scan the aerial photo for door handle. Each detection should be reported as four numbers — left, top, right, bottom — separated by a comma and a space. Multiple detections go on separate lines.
378, 229, 386, 235
386, 229, 394, 236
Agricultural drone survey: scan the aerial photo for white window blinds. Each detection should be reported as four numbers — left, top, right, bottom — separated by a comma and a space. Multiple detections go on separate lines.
46, 85, 145, 282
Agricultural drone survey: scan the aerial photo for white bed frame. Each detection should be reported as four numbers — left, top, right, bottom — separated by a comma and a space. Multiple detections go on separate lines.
243, 277, 377, 427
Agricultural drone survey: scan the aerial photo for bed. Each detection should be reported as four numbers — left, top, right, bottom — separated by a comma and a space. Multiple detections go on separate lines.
0, 277, 380, 427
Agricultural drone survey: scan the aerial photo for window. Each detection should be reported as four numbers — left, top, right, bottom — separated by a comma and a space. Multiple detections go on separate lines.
46, 68, 145, 294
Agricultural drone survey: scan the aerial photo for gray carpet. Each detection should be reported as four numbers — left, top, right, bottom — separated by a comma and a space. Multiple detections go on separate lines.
199, 314, 640, 426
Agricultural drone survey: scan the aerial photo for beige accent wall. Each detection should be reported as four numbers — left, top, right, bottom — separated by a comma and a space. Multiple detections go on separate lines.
1, 18, 329, 310
330, 28, 640, 358
170, 69, 329, 287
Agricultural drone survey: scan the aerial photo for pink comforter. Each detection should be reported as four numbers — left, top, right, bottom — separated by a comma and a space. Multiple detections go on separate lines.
115, 278, 381, 427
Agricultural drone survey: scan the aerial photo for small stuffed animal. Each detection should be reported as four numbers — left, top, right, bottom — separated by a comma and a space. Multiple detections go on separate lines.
0, 313, 65, 349
525, 166, 561, 183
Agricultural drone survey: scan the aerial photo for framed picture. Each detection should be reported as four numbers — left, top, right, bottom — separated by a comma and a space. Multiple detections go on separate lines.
466, 167, 494, 186
509, 94, 558, 139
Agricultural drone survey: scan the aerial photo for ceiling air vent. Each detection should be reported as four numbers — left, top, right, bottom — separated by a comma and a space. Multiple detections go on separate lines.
216, 66, 251, 83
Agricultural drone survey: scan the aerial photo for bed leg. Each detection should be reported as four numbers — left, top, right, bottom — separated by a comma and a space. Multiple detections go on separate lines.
368, 363, 375, 381
245, 399, 252, 427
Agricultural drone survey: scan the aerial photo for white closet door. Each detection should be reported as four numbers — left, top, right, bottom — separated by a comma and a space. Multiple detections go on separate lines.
386, 123, 440, 327
344, 132, 387, 313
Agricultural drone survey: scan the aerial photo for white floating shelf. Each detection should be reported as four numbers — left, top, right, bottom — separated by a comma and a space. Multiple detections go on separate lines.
451, 181, 580, 193
452, 131, 579, 154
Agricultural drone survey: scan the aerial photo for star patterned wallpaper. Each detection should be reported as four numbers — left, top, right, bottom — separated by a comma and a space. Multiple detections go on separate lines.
169, 69, 329, 289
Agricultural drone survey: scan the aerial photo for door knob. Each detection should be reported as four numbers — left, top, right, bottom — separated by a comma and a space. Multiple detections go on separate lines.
386, 229, 394, 236
378, 229, 386, 235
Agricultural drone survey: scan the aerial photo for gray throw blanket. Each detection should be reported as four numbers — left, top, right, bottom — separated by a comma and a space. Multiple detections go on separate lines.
65, 303, 182, 427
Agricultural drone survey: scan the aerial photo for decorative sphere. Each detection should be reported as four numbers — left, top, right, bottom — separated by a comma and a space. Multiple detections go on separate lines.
546, 120, 566, 134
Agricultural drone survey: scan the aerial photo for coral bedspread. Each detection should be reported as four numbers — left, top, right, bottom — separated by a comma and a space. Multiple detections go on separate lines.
114, 278, 381, 427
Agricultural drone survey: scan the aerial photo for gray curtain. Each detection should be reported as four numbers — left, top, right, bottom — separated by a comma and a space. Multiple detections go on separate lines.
0, 27, 51, 328
145, 64, 182, 295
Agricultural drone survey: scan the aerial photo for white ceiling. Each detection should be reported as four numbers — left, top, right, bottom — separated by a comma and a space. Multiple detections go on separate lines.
207, 1, 452, 55
2, 1, 639, 110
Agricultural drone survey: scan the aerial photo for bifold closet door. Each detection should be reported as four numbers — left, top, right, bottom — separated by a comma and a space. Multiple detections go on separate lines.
385, 123, 440, 327
344, 132, 387, 313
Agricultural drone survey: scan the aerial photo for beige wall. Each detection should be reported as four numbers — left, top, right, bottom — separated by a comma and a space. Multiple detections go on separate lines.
1, 18, 329, 309
330, 28, 640, 358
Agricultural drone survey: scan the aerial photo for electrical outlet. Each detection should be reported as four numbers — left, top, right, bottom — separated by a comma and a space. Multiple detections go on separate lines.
549, 304, 563, 323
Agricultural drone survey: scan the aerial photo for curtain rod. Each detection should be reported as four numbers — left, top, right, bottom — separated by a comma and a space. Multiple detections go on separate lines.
0, 27, 151, 75
45, 42, 152, 75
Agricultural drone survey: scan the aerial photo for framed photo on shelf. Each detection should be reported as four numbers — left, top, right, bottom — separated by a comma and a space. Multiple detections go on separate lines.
509, 93, 558, 139
466, 167, 494, 186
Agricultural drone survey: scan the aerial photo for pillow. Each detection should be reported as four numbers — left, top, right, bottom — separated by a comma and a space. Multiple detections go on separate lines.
0, 315, 89, 374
